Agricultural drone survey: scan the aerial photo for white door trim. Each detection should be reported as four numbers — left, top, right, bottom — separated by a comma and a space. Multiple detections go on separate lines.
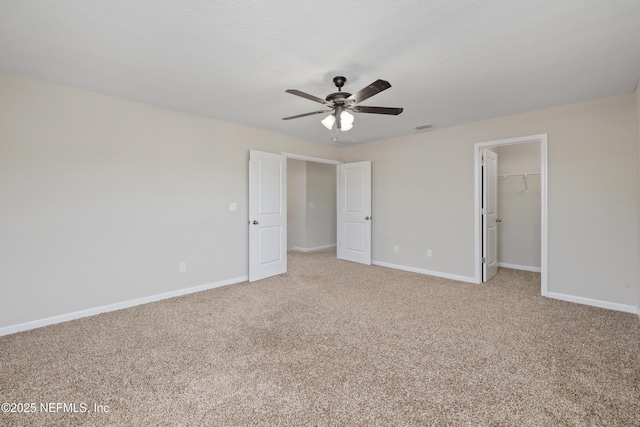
473, 134, 548, 296
281, 152, 343, 165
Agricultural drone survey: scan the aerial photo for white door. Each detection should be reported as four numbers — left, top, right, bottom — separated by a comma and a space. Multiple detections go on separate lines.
482, 149, 498, 281
337, 161, 372, 265
249, 150, 287, 282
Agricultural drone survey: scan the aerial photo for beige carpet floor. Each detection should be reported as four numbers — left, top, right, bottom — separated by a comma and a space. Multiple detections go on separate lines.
1, 248, 639, 426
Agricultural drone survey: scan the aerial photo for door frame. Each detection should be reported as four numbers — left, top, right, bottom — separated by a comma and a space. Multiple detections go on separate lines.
282, 152, 343, 166
473, 134, 548, 296
282, 152, 343, 250
282, 152, 343, 255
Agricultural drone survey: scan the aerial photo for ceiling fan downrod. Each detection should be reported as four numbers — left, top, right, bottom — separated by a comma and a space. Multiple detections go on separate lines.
333, 76, 346, 91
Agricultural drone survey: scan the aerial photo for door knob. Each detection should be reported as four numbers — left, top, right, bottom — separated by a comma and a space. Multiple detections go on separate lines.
253, 220, 259, 225
496, 218, 502, 223
365, 216, 370, 220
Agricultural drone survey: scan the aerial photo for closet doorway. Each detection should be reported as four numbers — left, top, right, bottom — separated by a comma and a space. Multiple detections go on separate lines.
473, 134, 548, 296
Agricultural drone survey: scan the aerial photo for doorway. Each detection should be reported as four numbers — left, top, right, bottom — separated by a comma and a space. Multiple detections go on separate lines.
249, 151, 372, 282
474, 134, 548, 295
287, 158, 337, 253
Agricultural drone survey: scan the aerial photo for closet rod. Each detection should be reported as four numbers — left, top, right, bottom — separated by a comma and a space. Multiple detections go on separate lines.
498, 172, 541, 178
498, 172, 540, 192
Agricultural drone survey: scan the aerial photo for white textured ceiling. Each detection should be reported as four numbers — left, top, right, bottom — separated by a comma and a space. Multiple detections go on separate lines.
1, 1, 640, 145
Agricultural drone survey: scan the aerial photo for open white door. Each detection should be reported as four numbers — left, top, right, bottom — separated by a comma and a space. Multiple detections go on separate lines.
482, 149, 498, 281
337, 161, 371, 265
249, 150, 287, 282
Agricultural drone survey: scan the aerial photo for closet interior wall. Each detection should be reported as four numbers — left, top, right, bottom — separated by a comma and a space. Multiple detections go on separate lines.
497, 143, 542, 271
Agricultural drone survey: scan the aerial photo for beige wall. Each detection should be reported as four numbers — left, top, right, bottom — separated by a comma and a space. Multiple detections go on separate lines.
287, 159, 307, 250
0, 71, 341, 328
2, 70, 639, 330
344, 93, 638, 307
305, 162, 336, 249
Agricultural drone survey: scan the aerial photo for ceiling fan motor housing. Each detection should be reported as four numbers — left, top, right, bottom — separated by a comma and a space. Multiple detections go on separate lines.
327, 76, 352, 105
326, 91, 352, 105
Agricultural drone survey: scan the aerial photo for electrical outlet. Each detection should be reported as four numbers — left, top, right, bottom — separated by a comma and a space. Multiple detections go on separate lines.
394, 245, 399, 252
179, 262, 187, 273
427, 250, 432, 257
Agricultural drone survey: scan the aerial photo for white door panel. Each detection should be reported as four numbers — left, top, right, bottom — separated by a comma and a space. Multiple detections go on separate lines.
482, 149, 498, 281
258, 226, 282, 264
249, 150, 286, 282
338, 161, 371, 265
345, 168, 365, 211
345, 221, 366, 252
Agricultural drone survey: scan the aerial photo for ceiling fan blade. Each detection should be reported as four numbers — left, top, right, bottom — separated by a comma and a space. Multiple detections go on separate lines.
285, 89, 332, 106
282, 110, 332, 120
345, 79, 392, 104
352, 106, 404, 115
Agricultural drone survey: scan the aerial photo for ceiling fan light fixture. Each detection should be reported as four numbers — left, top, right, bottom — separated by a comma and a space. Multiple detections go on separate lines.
321, 114, 335, 130
340, 110, 354, 125
340, 122, 353, 132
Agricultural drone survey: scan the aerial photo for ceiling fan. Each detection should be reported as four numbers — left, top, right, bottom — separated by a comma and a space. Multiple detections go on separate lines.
282, 76, 403, 132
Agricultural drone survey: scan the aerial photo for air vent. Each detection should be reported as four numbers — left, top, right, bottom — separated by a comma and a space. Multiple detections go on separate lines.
415, 123, 433, 130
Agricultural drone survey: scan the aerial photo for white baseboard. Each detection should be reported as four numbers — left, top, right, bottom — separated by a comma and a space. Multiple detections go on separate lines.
372, 260, 477, 284
373, 262, 639, 315
289, 244, 336, 253
498, 262, 541, 273
546, 292, 637, 314
0, 275, 248, 337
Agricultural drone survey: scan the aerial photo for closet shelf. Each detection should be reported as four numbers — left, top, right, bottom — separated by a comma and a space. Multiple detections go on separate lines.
498, 172, 541, 178
498, 172, 540, 192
